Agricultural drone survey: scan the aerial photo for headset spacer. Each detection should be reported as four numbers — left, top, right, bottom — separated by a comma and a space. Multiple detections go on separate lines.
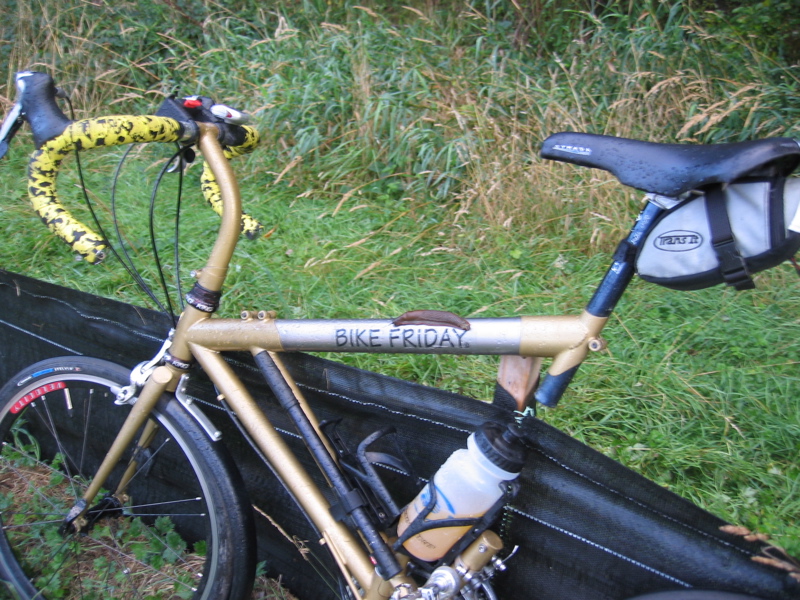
186, 282, 221, 313
164, 353, 192, 371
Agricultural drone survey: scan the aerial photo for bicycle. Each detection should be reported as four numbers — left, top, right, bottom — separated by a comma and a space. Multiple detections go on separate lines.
0, 70, 798, 600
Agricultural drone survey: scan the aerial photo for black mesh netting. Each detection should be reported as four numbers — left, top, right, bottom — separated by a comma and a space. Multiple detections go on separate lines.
1, 269, 797, 600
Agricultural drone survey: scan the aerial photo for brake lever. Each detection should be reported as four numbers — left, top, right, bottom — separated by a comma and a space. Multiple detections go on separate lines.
180, 96, 250, 125
0, 77, 70, 161
0, 102, 23, 160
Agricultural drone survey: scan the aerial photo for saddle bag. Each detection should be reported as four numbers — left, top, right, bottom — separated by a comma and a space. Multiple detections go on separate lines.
636, 177, 800, 291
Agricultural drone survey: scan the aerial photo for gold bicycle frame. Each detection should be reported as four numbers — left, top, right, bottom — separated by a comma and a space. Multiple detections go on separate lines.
81, 123, 612, 599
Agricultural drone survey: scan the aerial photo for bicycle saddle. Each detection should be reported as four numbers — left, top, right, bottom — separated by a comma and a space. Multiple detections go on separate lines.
541, 132, 800, 197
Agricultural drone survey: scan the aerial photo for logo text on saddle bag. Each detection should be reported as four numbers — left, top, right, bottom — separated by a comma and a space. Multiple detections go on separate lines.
654, 230, 703, 252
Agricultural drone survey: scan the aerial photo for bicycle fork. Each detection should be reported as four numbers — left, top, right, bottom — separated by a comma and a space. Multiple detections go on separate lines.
61, 364, 176, 532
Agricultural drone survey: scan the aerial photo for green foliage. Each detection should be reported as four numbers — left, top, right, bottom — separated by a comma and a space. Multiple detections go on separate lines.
0, 441, 209, 598
715, 0, 800, 64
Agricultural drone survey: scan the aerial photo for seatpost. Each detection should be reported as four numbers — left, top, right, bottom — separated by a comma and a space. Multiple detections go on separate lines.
586, 200, 664, 318
534, 200, 664, 407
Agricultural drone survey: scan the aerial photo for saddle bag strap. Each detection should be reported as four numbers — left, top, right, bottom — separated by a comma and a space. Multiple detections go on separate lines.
771, 177, 800, 280
705, 184, 755, 290
769, 176, 787, 247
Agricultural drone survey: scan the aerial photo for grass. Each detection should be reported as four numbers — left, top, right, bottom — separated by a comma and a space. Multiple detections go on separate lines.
0, 447, 205, 599
0, 0, 798, 587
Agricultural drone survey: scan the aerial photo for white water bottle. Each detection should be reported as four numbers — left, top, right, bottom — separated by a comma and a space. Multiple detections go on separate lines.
397, 422, 525, 562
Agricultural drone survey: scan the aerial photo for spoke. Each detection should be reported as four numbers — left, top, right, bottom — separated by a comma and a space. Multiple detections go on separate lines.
31, 398, 82, 500
98, 547, 149, 597
2, 440, 88, 489
79, 388, 95, 475
2, 518, 66, 529
125, 497, 202, 511
106, 532, 146, 600
126, 513, 207, 518
75, 540, 88, 599
0, 510, 64, 518
139, 517, 194, 567
0, 448, 67, 514
98, 560, 116, 599
36, 534, 80, 596
88, 534, 200, 593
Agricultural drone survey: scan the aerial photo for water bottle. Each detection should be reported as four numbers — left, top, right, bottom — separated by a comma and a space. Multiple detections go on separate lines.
397, 422, 526, 562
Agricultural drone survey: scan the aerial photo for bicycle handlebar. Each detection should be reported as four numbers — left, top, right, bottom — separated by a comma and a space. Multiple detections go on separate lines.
1, 71, 263, 263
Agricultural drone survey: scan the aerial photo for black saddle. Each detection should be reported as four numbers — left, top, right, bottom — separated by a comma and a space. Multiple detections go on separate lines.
541, 132, 800, 197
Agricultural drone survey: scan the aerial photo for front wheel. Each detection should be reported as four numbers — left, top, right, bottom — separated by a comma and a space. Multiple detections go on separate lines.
0, 357, 255, 599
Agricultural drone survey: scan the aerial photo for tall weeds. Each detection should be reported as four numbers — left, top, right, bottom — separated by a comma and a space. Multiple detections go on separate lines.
3, 1, 798, 245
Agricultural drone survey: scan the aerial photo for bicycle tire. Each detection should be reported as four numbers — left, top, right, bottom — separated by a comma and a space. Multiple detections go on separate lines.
0, 356, 255, 599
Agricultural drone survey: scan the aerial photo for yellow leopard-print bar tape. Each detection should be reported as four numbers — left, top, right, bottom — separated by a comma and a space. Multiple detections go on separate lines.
28, 116, 183, 263
200, 125, 264, 239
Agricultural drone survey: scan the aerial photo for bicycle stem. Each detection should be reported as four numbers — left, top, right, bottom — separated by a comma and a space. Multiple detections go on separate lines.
184, 124, 408, 593
169, 122, 243, 365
